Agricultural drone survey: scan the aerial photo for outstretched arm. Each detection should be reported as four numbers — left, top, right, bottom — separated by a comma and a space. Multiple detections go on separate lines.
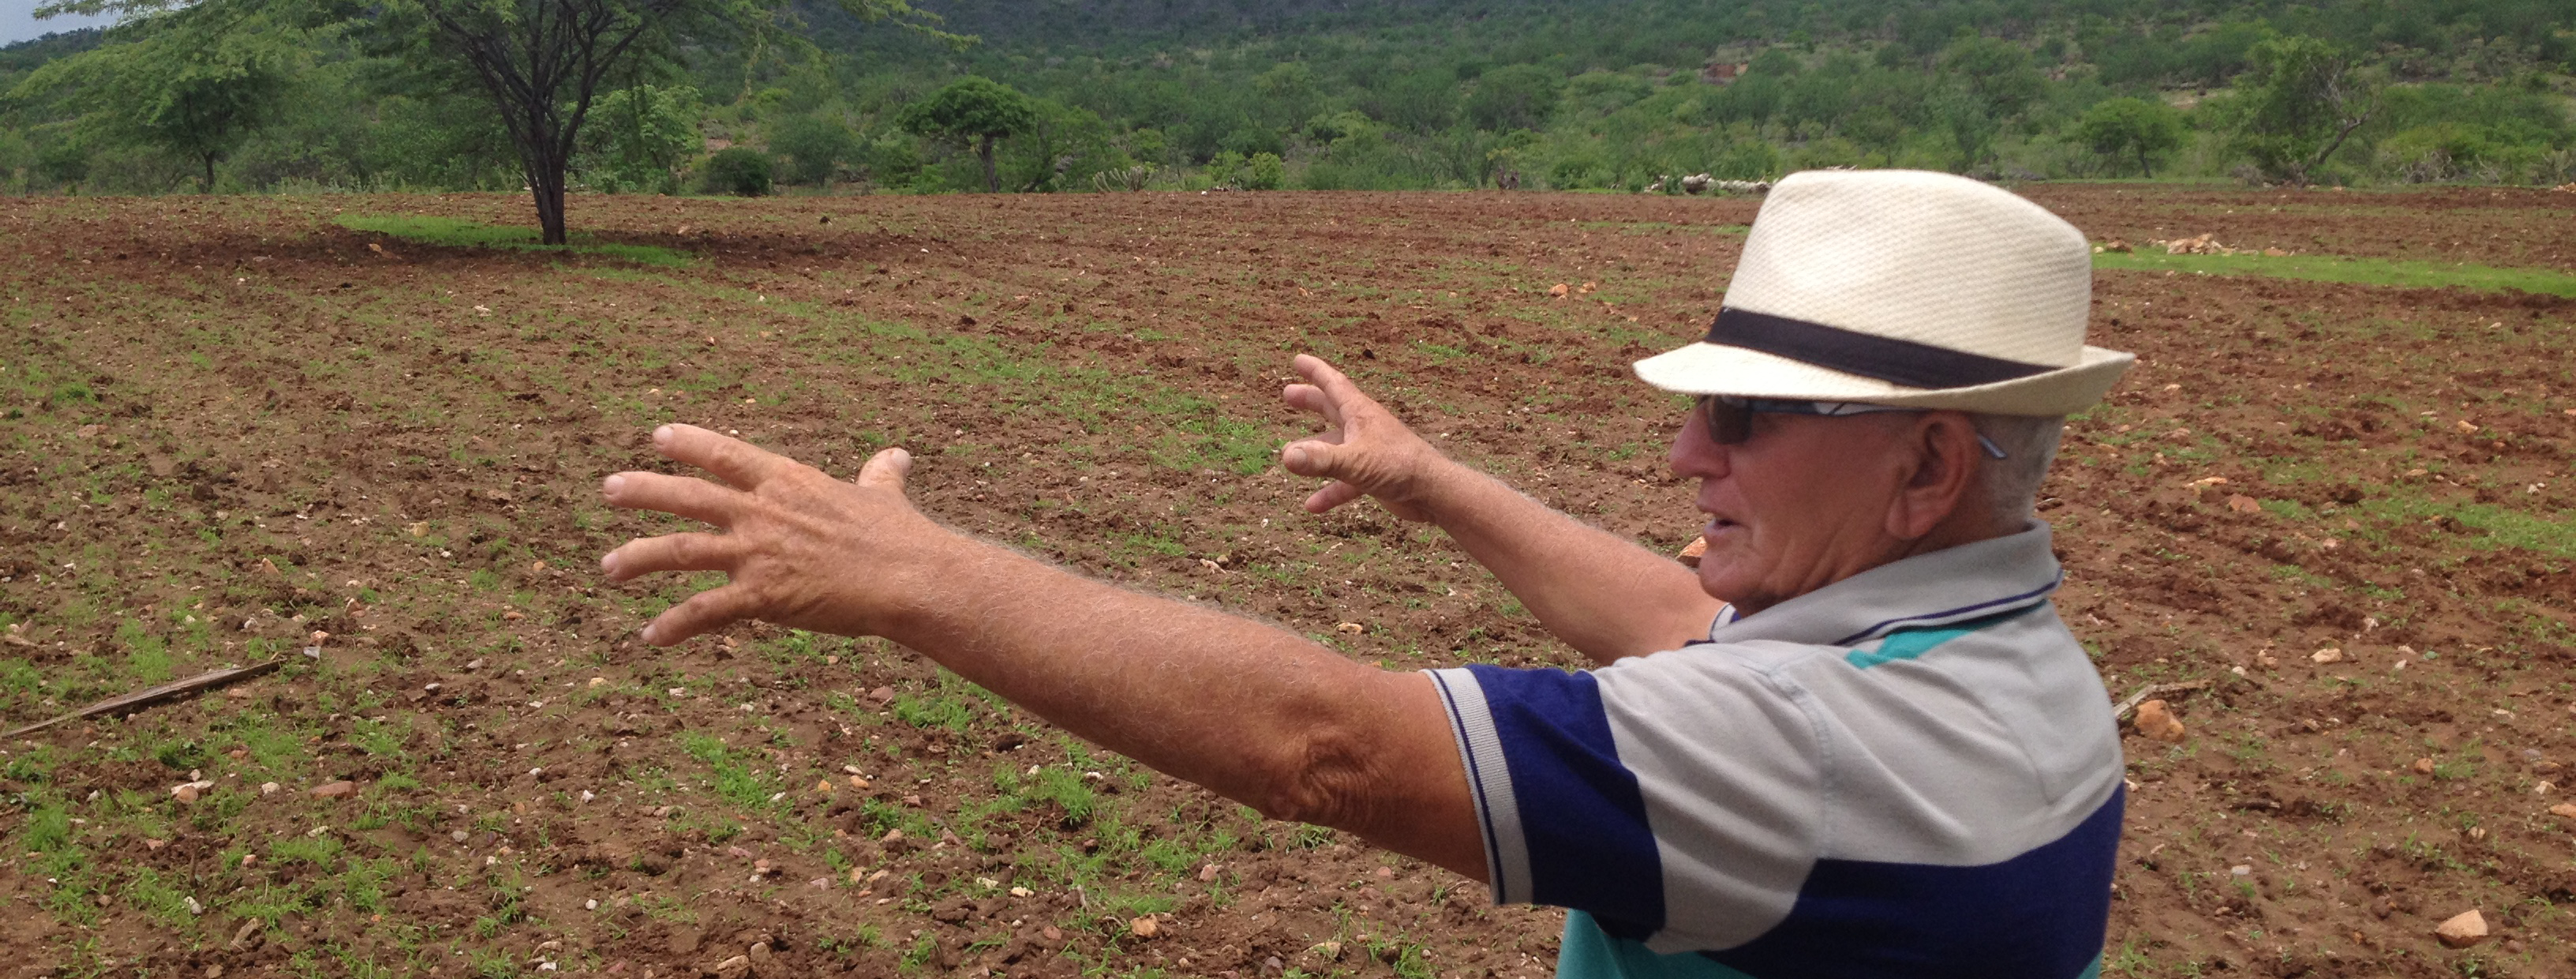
598, 425, 1485, 881
1280, 355, 1721, 663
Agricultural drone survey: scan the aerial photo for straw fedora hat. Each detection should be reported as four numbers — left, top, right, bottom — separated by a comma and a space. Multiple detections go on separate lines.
1634, 169, 2132, 416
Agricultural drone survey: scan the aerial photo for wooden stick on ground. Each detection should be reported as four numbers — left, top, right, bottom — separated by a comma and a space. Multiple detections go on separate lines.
2, 661, 283, 739
2112, 679, 2212, 722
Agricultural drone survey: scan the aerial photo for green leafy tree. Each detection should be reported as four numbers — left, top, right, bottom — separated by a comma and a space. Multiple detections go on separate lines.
2216, 34, 2380, 185
1463, 63, 1560, 133
770, 112, 858, 186
581, 83, 702, 193
2076, 96, 2185, 176
48, 0, 949, 240
14, 1, 300, 192
897, 75, 1037, 193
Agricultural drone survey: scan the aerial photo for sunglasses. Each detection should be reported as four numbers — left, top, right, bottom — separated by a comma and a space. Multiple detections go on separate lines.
1694, 396, 2008, 459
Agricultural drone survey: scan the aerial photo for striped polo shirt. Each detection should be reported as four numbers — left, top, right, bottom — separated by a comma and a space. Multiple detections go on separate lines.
1428, 524, 2123, 979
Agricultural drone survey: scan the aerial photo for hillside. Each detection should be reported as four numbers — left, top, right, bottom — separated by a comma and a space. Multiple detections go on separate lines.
0, 0, 2570, 194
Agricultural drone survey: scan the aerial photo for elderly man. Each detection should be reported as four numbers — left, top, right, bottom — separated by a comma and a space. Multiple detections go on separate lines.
599, 170, 2132, 977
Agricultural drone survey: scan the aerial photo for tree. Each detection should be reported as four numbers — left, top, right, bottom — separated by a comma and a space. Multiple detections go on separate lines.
2218, 34, 2379, 185
1463, 63, 1560, 133
580, 83, 701, 193
2076, 96, 2185, 176
897, 76, 1037, 193
47, 0, 948, 241
770, 112, 857, 186
13, 1, 298, 192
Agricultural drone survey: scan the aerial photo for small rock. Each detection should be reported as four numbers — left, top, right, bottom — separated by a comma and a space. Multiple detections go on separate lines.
143, 838, 167, 850
310, 780, 357, 799
1676, 535, 1707, 567
1199, 862, 1222, 882
711, 955, 751, 979
1309, 940, 1343, 961
2547, 802, 2576, 820
2132, 700, 2186, 743
171, 784, 201, 804
2311, 647, 2343, 664
260, 782, 280, 795
2413, 758, 2436, 775
747, 943, 773, 968
2434, 909, 2487, 948
2225, 494, 2262, 514
1129, 916, 1159, 938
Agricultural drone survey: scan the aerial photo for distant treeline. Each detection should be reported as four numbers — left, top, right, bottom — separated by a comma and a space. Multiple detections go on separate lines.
4, 0, 2572, 196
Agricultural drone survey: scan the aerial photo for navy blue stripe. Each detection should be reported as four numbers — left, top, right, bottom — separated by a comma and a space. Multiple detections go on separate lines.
1463, 664, 1664, 937
1430, 670, 1511, 898
1704, 308, 2057, 389
1828, 572, 2062, 647
1705, 787, 2125, 979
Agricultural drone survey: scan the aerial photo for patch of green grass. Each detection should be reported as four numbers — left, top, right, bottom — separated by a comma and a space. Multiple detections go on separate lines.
335, 215, 694, 268
2095, 249, 2576, 298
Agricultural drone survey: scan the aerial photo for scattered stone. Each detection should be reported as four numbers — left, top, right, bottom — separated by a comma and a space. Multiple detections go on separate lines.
260, 782, 279, 795
2225, 494, 2262, 514
2434, 909, 2487, 948
170, 783, 202, 804
1676, 535, 1707, 567
2413, 758, 2437, 775
2548, 803, 2576, 820
310, 780, 357, 799
1547, 283, 1570, 298
1129, 916, 1159, 938
1199, 862, 1222, 882
229, 919, 262, 950
2132, 700, 2186, 743
1335, 621, 1364, 634
2311, 647, 2342, 664
710, 955, 751, 979
451, 830, 470, 843
1308, 940, 1343, 961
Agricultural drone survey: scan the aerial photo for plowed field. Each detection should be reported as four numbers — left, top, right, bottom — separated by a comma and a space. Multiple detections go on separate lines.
2, 184, 2571, 977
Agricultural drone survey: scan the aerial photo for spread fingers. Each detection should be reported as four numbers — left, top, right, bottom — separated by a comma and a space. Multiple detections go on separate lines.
600, 471, 743, 526
601, 531, 741, 582
638, 583, 762, 646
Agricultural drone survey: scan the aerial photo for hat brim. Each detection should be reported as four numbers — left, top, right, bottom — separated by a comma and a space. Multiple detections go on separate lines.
1633, 341, 2134, 417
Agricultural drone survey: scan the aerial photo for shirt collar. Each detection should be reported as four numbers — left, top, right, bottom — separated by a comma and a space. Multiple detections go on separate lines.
1702, 521, 2064, 648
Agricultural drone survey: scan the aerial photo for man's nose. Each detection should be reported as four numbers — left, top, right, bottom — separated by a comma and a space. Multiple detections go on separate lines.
1668, 411, 1728, 480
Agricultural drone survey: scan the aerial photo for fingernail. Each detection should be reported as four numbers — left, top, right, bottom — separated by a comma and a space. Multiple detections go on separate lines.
601, 474, 625, 496
653, 425, 674, 445
598, 552, 618, 575
638, 624, 657, 644
1282, 446, 1308, 469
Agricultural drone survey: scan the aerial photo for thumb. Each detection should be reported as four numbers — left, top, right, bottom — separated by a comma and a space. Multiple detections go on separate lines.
856, 447, 913, 490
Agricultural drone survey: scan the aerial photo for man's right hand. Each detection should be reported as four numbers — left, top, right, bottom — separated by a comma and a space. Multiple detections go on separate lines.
1280, 354, 1447, 521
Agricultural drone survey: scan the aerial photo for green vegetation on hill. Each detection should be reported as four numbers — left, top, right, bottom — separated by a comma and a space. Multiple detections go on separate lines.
2, 0, 2570, 204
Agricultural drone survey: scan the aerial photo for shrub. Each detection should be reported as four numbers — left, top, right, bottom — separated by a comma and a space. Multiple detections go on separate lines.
701, 147, 773, 197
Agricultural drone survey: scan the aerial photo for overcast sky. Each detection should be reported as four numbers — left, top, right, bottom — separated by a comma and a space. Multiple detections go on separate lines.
2, 0, 119, 47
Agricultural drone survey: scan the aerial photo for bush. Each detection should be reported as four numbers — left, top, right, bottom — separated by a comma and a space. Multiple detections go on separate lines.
1241, 152, 1286, 189
701, 147, 773, 197
771, 114, 859, 186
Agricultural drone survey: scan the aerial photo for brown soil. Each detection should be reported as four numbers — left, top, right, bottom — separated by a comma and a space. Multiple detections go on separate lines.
0, 185, 2570, 977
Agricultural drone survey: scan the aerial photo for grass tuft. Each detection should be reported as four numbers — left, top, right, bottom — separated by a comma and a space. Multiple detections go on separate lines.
2095, 249, 2576, 297
335, 215, 695, 268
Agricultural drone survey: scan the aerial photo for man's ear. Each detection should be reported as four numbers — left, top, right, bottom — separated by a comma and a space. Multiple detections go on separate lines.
1884, 411, 1983, 541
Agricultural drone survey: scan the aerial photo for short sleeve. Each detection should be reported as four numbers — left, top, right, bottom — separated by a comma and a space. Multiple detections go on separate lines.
1428, 665, 1665, 937
1430, 651, 1829, 952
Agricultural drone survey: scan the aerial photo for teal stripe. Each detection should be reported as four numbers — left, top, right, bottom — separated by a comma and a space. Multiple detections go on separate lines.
1556, 912, 1761, 979
1844, 623, 1981, 670
2076, 955, 2103, 979
1842, 606, 2042, 670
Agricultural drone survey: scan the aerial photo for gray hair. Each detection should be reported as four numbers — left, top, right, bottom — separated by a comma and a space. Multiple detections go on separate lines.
1968, 414, 2065, 527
